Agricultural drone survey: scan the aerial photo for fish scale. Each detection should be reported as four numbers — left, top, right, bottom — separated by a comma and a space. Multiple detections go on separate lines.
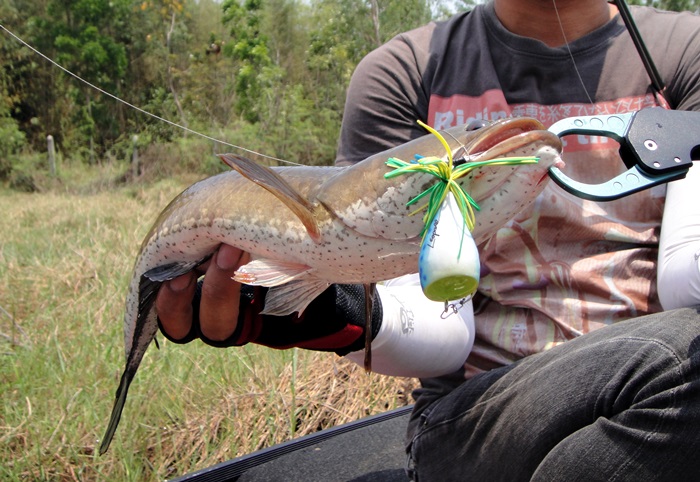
100, 118, 563, 454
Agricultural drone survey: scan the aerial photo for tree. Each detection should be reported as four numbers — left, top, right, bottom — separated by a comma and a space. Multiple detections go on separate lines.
1, 0, 458, 172
26, 0, 132, 160
222, 0, 274, 122
0, 0, 28, 178
626, 0, 700, 12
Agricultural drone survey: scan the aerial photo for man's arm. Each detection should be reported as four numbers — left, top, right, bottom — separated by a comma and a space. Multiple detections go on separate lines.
657, 159, 700, 310
655, 11, 700, 310
335, 26, 434, 166
345, 276, 475, 378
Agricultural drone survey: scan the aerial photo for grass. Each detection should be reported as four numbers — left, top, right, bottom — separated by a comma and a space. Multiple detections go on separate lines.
0, 172, 417, 480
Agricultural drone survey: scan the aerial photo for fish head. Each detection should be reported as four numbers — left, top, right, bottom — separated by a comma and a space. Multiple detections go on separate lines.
318, 117, 563, 243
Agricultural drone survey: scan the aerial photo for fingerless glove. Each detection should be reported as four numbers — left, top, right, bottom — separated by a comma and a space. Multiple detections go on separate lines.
159, 282, 382, 355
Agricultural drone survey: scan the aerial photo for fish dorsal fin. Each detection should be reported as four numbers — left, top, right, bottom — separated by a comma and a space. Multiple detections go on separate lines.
219, 154, 322, 243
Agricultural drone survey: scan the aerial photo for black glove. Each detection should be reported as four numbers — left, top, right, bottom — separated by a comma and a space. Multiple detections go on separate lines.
158, 282, 382, 356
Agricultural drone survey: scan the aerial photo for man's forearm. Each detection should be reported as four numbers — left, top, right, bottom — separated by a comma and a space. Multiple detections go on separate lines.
345, 275, 475, 378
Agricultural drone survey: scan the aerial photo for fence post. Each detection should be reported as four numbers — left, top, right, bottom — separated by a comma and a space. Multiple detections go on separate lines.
131, 135, 139, 178
47, 135, 56, 177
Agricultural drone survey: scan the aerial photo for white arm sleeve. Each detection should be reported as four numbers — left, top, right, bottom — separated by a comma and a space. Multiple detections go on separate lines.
344, 274, 474, 377
657, 159, 700, 310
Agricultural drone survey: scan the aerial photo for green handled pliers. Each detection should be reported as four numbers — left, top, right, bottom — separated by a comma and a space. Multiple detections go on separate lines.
547, 107, 698, 201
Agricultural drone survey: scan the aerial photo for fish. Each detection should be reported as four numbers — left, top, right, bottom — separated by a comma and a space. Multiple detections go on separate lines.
99, 117, 563, 454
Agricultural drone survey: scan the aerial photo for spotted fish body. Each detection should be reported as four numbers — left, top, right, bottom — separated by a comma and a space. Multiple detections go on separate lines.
100, 118, 563, 454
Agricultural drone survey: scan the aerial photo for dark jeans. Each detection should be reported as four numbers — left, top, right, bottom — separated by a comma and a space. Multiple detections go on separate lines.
406, 307, 700, 481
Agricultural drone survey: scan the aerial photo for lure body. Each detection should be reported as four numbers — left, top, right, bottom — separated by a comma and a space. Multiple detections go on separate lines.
419, 192, 480, 301
100, 118, 563, 454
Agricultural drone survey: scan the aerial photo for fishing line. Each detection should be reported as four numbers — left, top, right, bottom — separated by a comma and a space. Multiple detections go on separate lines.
0, 23, 299, 166
442, 130, 469, 156
552, 0, 596, 107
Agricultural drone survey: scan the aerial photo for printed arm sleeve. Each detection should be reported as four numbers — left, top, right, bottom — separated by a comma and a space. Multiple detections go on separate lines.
657, 157, 700, 310
657, 11, 700, 309
344, 275, 475, 378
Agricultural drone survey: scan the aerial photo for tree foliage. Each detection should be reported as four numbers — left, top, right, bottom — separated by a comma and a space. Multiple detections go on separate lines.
0, 0, 698, 178
627, 0, 700, 12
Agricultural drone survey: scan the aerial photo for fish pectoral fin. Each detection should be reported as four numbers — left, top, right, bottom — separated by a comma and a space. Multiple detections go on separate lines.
233, 259, 313, 287
140, 258, 211, 327
139, 260, 208, 343
219, 154, 323, 243
262, 276, 331, 316
232, 258, 328, 316
143, 257, 210, 282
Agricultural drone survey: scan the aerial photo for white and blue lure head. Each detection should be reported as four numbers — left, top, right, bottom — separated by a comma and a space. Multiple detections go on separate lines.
419, 191, 480, 302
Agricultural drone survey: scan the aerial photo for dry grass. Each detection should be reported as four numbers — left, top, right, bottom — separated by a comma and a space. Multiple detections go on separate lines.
145, 354, 416, 479
0, 179, 417, 481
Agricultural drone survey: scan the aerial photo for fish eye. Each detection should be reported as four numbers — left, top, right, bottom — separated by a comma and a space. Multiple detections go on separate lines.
465, 119, 489, 131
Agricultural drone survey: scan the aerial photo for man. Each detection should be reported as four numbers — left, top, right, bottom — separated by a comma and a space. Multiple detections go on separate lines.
158, 1, 700, 479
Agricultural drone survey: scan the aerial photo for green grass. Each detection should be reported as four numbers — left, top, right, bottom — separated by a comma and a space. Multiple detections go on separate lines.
0, 177, 416, 480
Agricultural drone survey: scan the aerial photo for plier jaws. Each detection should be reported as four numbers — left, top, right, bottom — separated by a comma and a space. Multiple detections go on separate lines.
547, 107, 697, 201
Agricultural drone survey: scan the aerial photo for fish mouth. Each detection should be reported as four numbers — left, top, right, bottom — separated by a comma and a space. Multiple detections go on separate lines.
536, 169, 553, 186
453, 117, 563, 164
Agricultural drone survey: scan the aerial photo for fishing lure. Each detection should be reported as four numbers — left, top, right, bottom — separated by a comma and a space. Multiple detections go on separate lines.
384, 121, 539, 303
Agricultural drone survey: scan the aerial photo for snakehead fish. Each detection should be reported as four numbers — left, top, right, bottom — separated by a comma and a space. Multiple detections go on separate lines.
99, 117, 563, 454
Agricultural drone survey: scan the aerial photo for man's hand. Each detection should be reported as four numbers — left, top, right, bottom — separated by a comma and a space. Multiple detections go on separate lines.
155, 243, 382, 353
156, 244, 249, 343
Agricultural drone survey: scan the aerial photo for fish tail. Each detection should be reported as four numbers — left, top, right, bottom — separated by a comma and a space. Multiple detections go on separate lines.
99, 367, 135, 455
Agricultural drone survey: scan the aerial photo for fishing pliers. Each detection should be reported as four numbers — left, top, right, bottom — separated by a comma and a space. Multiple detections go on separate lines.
547, 107, 699, 201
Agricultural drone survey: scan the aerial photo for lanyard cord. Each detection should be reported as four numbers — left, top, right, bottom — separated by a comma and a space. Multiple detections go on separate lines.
612, 0, 672, 106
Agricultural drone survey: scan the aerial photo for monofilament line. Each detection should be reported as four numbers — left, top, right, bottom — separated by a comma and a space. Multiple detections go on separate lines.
552, 0, 595, 107
0, 23, 296, 166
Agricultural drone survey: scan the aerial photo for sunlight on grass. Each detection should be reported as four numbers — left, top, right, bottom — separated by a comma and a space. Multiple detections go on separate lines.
0, 181, 416, 480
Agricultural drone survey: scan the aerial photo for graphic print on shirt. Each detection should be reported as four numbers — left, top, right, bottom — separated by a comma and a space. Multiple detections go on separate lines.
427, 91, 665, 373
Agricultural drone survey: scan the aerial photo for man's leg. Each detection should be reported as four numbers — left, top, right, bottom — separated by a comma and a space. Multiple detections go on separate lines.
406, 307, 700, 481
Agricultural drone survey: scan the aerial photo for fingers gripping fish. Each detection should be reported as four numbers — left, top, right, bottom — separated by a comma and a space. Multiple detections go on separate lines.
99, 118, 563, 454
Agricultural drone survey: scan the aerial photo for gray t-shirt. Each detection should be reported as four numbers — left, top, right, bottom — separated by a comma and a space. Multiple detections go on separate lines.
338, 3, 700, 165
336, 3, 700, 393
